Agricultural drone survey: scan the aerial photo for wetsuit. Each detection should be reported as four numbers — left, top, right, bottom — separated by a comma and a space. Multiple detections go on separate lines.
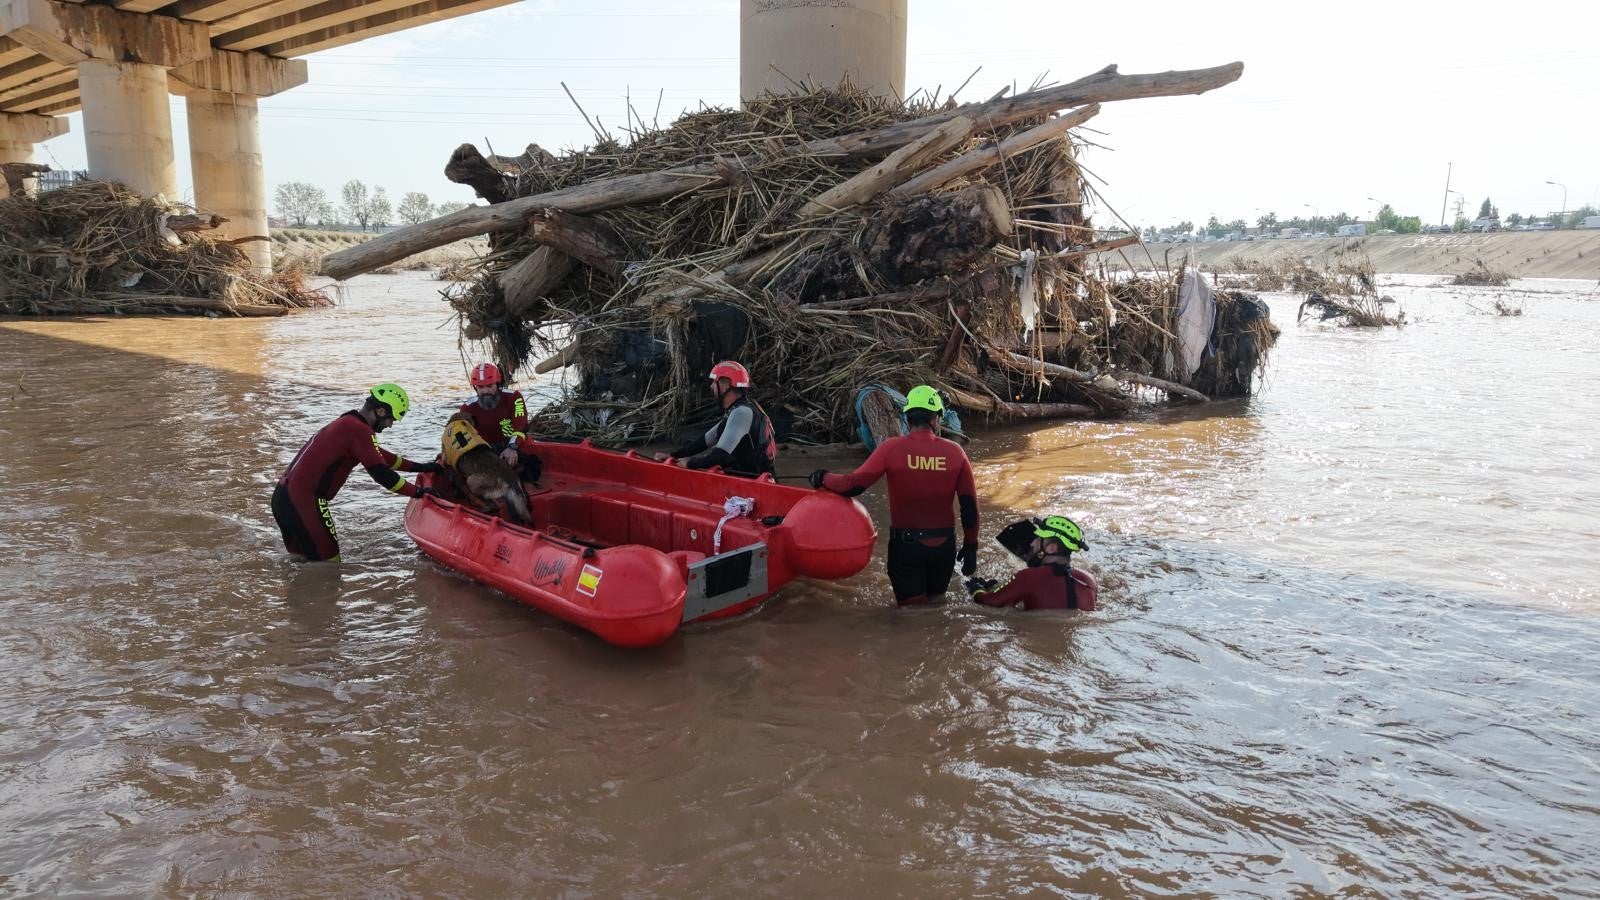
459, 390, 528, 447
272, 411, 425, 561
820, 428, 978, 604
671, 395, 776, 476
460, 390, 540, 481
972, 561, 1097, 611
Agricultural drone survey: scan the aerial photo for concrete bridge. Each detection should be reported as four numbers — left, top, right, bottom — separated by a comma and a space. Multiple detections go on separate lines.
1, 0, 906, 270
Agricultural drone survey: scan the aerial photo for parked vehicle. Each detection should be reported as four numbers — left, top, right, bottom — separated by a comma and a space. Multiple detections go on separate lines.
1529, 221, 1557, 231
1422, 224, 1452, 234
1336, 223, 1367, 237
1582, 215, 1600, 229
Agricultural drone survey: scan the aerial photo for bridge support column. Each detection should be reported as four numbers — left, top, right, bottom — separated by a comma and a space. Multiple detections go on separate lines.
0, 110, 68, 197
1, 0, 209, 197
739, 0, 907, 102
172, 52, 307, 274
77, 59, 178, 197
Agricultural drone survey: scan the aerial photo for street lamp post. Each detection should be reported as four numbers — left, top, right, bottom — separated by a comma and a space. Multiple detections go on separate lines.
1546, 180, 1567, 228
1367, 196, 1382, 228
1304, 202, 1319, 233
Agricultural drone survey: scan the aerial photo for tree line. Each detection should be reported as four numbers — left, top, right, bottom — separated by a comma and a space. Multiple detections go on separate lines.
1143, 196, 1599, 240
272, 180, 470, 230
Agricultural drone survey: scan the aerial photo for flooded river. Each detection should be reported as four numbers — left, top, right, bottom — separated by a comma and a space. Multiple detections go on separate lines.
2, 273, 1597, 896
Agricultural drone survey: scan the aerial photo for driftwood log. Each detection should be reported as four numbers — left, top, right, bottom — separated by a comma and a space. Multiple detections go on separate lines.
797, 115, 975, 218
499, 247, 576, 320
525, 208, 628, 275
945, 386, 1097, 420
321, 62, 1243, 279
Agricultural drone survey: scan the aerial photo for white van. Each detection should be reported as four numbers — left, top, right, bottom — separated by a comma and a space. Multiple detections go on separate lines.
1336, 223, 1367, 237
1583, 215, 1600, 229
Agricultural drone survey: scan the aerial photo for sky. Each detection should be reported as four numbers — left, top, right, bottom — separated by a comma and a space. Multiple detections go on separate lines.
33, 0, 1600, 228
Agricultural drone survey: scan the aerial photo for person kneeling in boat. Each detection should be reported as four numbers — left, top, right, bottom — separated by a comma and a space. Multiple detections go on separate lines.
460, 362, 541, 484
654, 360, 777, 477
808, 385, 980, 606
272, 383, 442, 562
967, 515, 1097, 611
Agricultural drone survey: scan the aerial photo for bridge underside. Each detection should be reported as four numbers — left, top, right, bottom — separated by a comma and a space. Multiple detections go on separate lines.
1, 0, 515, 270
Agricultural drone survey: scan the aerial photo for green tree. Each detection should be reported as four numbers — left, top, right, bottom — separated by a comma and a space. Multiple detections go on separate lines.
1452, 215, 1470, 233
434, 200, 471, 218
1505, 212, 1524, 226
273, 182, 325, 227
1205, 215, 1224, 238
341, 180, 371, 230
397, 191, 434, 225
1478, 197, 1497, 219
367, 187, 392, 229
1256, 212, 1278, 229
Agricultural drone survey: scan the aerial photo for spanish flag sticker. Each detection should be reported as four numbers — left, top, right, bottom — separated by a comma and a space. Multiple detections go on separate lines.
576, 564, 603, 597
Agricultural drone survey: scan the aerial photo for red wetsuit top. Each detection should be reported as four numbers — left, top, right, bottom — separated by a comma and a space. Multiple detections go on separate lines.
822, 428, 979, 544
278, 411, 423, 500
459, 391, 529, 448
974, 562, 1097, 611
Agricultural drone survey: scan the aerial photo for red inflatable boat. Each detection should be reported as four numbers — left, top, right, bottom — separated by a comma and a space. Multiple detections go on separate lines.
404, 440, 877, 647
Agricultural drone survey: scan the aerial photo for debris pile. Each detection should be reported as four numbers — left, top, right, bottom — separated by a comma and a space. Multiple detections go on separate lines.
0, 180, 329, 316
320, 62, 1267, 443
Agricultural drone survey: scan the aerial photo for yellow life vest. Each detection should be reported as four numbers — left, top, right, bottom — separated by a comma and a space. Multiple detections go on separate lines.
442, 418, 490, 468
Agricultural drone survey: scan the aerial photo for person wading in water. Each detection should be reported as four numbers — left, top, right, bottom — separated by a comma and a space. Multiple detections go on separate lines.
271, 383, 440, 562
967, 515, 1097, 611
809, 385, 979, 605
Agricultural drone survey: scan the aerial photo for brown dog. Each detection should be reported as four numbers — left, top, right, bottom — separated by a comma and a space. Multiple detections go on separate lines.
441, 412, 532, 525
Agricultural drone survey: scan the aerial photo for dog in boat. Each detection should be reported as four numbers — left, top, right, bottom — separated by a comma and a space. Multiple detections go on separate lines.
440, 412, 532, 525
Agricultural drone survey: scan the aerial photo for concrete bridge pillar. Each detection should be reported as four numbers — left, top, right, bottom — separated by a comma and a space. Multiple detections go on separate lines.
740, 0, 907, 102
172, 51, 308, 273
0, 110, 68, 196
1, 0, 209, 197
77, 59, 178, 196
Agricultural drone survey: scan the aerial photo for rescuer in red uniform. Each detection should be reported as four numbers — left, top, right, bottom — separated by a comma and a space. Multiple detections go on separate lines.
967, 515, 1097, 611
271, 383, 441, 562
808, 385, 979, 605
460, 362, 541, 482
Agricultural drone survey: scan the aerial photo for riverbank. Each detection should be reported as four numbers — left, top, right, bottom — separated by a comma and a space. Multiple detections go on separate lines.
272, 228, 482, 273
1109, 230, 1600, 279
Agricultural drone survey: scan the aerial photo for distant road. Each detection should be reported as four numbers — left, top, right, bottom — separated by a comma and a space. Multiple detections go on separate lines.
1102, 231, 1600, 279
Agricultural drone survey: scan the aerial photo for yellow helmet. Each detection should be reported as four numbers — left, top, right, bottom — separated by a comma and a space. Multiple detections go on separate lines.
903, 384, 945, 413
369, 383, 410, 421
1034, 515, 1087, 552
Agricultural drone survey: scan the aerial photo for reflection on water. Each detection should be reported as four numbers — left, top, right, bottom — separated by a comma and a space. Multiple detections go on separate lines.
2, 272, 1598, 895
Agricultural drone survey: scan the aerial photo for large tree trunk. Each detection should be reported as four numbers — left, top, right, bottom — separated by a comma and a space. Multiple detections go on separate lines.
498, 247, 576, 319
525, 208, 628, 274
320, 61, 1243, 279
768, 185, 1012, 304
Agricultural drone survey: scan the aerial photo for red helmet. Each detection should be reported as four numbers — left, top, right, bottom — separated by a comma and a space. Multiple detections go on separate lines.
470, 362, 502, 388
709, 360, 751, 388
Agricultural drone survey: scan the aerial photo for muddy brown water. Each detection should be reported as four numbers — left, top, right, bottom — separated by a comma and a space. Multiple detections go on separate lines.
2, 273, 1598, 896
